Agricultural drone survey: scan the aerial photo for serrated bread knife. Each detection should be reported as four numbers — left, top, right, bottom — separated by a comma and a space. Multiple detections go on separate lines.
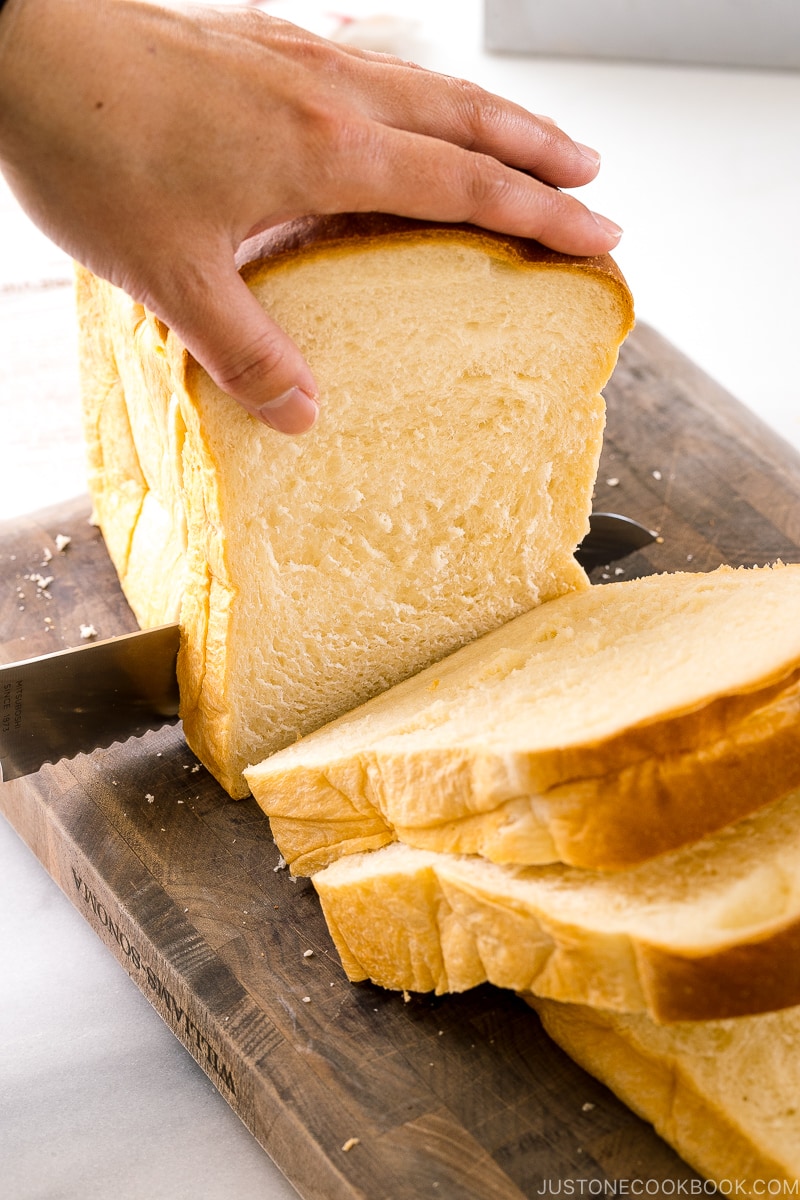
0, 623, 180, 783
0, 513, 655, 782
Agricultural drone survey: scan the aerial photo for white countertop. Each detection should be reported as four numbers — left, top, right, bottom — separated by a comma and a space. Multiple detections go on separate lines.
1, 2, 799, 1196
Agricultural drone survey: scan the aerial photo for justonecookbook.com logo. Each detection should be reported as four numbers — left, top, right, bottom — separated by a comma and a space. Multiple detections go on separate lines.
534, 1182, 799, 1196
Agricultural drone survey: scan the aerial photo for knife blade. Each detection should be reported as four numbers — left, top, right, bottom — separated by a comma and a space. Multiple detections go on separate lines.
0, 513, 656, 782
0, 623, 180, 783
574, 511, 658, 571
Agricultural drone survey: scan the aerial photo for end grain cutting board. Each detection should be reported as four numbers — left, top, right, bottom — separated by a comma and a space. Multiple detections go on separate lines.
2, 324, 800, 1198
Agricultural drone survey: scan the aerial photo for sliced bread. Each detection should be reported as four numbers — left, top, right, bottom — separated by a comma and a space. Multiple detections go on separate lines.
530, 995, 800, 1192
246, 563, 800, 872
312, 785, 800, 1022
77, 216, 633, 796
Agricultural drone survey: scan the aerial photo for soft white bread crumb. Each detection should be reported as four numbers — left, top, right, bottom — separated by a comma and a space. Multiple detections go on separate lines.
312, 784, 800, 1022
77, 217, 633, 796
530, 996, 800, 1192
247, 563, 800, 872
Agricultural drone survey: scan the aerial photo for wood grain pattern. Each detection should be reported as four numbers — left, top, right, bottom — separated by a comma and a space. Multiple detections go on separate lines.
2, 322, 800, 1197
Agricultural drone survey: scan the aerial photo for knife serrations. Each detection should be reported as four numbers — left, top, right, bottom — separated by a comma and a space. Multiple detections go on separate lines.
0, 624, 181, 782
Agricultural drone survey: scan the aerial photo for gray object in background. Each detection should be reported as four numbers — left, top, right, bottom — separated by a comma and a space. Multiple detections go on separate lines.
484, 0, 800, 68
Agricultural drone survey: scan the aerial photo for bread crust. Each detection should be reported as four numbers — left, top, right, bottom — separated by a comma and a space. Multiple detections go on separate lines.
395, 667, 800, 868
312, 788, 800, 1023
235, 212, 633, 318
249, 566, 800, 873
530, 997, 800, 1189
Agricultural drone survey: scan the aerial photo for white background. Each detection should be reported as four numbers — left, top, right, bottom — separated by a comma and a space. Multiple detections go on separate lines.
1, 2, 799, 1197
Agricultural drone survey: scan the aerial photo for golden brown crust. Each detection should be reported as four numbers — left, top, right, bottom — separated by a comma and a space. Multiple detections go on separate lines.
236, 212, 633, 306
518, 667, 800, 869
312, 781, 800, 1023
640, 918, 800, 1023
250, 652, 800, 876
529, 997, 799, 1188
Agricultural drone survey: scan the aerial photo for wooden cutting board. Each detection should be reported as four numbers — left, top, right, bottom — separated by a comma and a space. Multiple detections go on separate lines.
2, 323, 800, 1198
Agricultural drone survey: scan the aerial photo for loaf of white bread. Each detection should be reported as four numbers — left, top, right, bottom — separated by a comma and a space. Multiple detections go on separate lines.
246, 563, 800, 874
529, 995, 800, 1188
76, 215, 634, 797
78, 216, 800, 1187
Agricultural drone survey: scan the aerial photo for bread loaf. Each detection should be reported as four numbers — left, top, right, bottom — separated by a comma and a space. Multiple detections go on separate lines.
529, 996, 800, 1191
312, 784, 800, 1022
246, 563, 800, 873
76, 215, 633, 796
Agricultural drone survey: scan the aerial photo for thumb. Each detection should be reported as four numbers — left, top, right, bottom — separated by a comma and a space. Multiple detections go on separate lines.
160, 259, 320, 435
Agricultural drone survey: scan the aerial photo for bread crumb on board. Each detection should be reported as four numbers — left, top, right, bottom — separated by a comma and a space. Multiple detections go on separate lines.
341, 1137, 360, 1153
26, 572, 54, 597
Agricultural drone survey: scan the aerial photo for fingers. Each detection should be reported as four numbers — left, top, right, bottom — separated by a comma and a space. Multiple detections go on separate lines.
226, 12, 604, 193
349, 61, 603, 190
321, 123, 622, 256
154, 257, 320, 435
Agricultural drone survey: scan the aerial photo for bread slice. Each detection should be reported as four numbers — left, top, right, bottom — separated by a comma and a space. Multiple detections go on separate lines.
312, 785, 800, 1022
76, 215, 633, 796
246, 563, 800, 872
529, 996, 800, 1191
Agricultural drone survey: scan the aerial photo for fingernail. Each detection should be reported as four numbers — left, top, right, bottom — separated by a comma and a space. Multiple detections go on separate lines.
258, 386, 319, 435
591, 212, 623, 243
575, 142, 601, 166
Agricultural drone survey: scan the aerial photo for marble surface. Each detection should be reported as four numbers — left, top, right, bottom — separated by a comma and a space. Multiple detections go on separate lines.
1, 2, 799, 1196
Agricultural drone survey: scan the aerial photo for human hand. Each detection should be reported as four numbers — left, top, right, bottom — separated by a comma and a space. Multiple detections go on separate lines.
0, 0, 622, 433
